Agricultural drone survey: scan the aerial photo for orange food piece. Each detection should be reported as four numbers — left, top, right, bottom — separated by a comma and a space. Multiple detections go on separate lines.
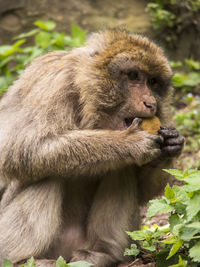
140, 116, 161, 135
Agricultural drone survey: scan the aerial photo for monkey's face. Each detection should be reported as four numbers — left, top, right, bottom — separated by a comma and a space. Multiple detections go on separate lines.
104, 54, 172, 130
80, 32, 173, 130
92, 52, 172, 131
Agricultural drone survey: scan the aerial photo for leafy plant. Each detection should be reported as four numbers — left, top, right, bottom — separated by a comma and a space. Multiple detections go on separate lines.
146, 0, 200, 44
2, 256, 93, 267
125, 169, 200, 266
170, 59, 200, 169
56, 256, 93, 267
0, 20, 86, 94
172, 59, 200, 90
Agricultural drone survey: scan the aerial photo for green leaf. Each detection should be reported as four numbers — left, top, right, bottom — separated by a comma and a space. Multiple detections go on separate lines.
126, 230, 146, 241
184, 184, 200, 193
183, 172, 200, 192
179, 224, 200, 241
25, 257, 35, 267
172, 72, 199, 87
14, 29, 39, 40
169, 255, 187, 267
147, 198, 173, 219
34, 20, 56, 31
187, 72, 200, 85
35, 32, 51, 48
0, 56, 11, 67
186, 193, 200, 220
69, 261, 94, 267
56, 256, 68, 267
51, 32, 66, 47
0, 39, 25, 58
169, 214, 181, 233
172, 224, 184, 236
64, 24, 87, 47
124, 244, 140, 256
185, 59, 200, 70
22, 46, 44, 64
56, 257, 93, 267
174, 203, 186, 216
170, 61, 183, 68
167, 240, 183, 259
163, 169, 184, 180
165, 184, 175, 200
57, 257, 75, 267
13, 39, 26, 49
0, 45, 14, 58
71, 24, 86, 40
2, 259, 13, 267
161, 235, 177, 244
189, 241, 200, 262
172, 186, 189, 205
141, 240, 156, 251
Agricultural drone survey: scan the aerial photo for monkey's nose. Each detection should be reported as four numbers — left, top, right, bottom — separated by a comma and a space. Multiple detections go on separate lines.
143, 101, 156, 110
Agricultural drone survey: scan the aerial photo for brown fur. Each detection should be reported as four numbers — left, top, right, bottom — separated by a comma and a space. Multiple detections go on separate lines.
0, 30, 180, 267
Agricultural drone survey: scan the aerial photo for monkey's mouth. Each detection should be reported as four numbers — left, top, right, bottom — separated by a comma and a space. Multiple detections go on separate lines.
124, 117, 134, 129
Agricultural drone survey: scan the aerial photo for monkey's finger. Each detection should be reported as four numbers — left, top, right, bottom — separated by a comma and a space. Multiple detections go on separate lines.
128, 118, 142, 132
164, 135, 184, 146
162, 145, 182, 156
160, 126, 176, 131
158, 128, 179, 138
150, 135, 164, 144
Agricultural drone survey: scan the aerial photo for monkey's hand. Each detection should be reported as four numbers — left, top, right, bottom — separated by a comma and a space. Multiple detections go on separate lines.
124, 118, 163, 166
158, 126, 184, 158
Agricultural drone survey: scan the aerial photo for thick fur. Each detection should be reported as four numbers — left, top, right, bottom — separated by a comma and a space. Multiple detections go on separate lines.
0, 30, 182, 267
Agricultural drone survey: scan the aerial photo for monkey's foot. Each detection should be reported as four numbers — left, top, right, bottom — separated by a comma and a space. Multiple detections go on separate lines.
70, 249, 116, 267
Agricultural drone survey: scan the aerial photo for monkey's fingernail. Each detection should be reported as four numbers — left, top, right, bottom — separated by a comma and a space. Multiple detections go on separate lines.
160, 136, 164, 143
156, 136, 164, 144
160, 126, 167, 130
137, 118, 142, 125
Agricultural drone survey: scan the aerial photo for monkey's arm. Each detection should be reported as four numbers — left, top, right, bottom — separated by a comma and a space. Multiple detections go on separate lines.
137, 126, 184, 204
0, 121, 162, 182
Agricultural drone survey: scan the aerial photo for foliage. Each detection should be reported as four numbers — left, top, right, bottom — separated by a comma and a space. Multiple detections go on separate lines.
125, 169, 200, 267
146, 0, 200, 43
0, 20, 86, 94
171, 59, 200, 169
2, 256, 93, 267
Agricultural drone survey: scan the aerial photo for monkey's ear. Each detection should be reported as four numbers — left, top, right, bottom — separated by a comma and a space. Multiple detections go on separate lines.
75, 46, 99, 58
89, 50, 99, 57
85, 32, 107, 56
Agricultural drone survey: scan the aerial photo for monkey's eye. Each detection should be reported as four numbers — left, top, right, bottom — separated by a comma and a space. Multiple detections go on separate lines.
148, 77, 158, 87
127, 70, 139, 81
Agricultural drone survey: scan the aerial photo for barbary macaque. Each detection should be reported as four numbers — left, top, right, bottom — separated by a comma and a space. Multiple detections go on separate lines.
0, 30, 184, 267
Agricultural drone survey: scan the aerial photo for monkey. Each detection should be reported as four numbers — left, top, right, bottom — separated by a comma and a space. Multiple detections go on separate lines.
0, 29, 184, 267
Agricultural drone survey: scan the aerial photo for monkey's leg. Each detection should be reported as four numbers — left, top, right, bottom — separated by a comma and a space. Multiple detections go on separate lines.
0, 180, 21, 210
0, 179, 63, 265
71, 168, 139, 267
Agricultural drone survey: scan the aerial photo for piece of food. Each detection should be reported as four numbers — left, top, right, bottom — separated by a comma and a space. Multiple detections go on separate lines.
140, 116, 161, 135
